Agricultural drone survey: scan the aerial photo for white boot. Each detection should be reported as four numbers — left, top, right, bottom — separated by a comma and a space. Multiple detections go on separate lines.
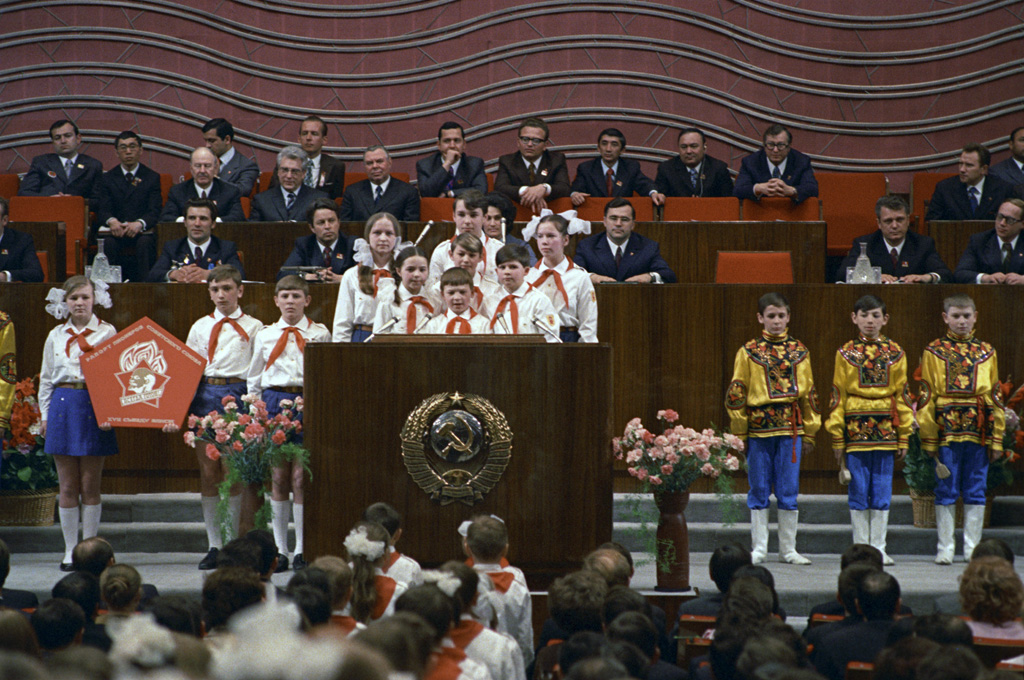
750, 508, 769, 564
962, 504, 986, 561
869, 509, 894, 565
850, 509, 870, 547
778, 509, 812, 564
935, 503, 955, 565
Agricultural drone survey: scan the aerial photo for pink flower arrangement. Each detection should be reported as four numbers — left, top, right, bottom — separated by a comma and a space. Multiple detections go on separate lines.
613, 409, 744, 493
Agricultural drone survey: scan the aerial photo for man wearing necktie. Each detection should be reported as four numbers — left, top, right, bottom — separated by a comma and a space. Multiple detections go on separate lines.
251, 146, 327, 223
93, 131, 163, 281
415, 122, 488, 198
146, 199, 245, 282
159, 147, 246, 223
17, 119, 103, 198
654, 127, 735, 199
733, 124, 818, 204
569, 128, 664, 207
925, 143, 1022, 222
954, 198, 1024, 284
494, 117, 571, 214
837, 196, 952, 284
278, 197, 354, 282
339, 145, 420, 222
573, 198, 677, 284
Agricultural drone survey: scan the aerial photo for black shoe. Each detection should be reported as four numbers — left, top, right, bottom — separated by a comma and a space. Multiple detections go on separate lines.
59, 562, 74, 572
292, 553, 307, 571
198, 548, 219, 570
274, 553, 289, 573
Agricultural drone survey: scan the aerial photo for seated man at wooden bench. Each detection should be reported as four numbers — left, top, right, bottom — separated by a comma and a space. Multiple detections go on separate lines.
0, 197, 44, 282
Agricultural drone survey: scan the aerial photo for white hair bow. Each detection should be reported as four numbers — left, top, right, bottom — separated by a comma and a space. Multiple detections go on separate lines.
521, 209, 591, 241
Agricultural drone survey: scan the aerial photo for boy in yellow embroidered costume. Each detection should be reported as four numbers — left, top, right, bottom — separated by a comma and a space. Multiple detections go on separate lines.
918, 294, 1003, 565
725, 292, 820, 565
825, 295, 912, 565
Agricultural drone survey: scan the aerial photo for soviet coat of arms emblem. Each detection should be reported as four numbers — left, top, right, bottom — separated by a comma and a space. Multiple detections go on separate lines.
400, 392, 512, 505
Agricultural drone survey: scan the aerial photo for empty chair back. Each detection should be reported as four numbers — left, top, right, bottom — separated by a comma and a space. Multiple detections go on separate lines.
715, 251, 794, 284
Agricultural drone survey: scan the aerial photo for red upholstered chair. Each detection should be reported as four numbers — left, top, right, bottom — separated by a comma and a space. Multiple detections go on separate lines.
676, 615, 716, 638
160, 174, 174, 204
972, 637, 1024, 669
258, 170, 273, 194
419, 197, 455, 223
240, 196, 251, 220
9, 195, 88, 277
912, 172, 957, 231
36, 251, 49, 282
816, 172, 889, 255
741, 197, 822, 222
0, 174, 19, 200
573, 197, 655, 222
487, 173, 495, 192
845, 662, 874, 680
662, 197, 741, 221
715, 251, 794, 284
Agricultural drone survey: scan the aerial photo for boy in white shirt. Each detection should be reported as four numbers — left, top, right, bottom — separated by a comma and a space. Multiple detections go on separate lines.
429, 189, 502, 281
424, 268, 491, 335
363, 501, 423, 587
487, 243, 559, 341
429, 232, 499, 317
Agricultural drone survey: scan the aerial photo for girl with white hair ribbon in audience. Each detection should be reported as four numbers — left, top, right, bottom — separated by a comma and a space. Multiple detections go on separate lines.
39, 276, 117, 571
332, 212, 411, 343
343, 522, 408, 622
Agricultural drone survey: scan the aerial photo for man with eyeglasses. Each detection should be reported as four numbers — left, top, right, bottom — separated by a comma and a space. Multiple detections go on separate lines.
655, 127, 734, 198
734, 123, 818, 204
93, 131, 163, 281
251, 146, 327, 222
925, 144, 1021, 223
18, 119, 103, 198
494, 117, 571, 214
954, 198, 1024, 284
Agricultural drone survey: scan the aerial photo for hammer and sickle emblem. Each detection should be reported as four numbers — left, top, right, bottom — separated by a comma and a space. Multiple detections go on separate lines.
437, 413, 475, 460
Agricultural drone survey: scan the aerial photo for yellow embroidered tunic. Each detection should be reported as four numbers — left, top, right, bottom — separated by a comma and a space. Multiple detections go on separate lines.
0, 311, 15, 430
918, 331, 1003, 453
725, 330, 820, 444
825, 335, 913, 452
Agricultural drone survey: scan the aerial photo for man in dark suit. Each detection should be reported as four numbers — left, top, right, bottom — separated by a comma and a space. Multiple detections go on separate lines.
416, 121, 487, 198
202, 118, 259, 197
574, 198, 676, 283
148, 199, 245, 282
926, 143, 1021, 222
278, 197, 354, 282
954, 198, 1024, 284
838, 195, 952, 283
989, 126, 1024, 188
251, 146, 327, 222
570, 128, 663, 206
655, 128, 734, 198
160, 148, 246, 223
494, 117, 571, 213
339, 145, 420, 222
71, 537, 159, 608
0, 538, 38, 610
734, 123, 818, 204
17, 119, 103, 199
94, 131, 163, 282
269, 115, 346, 200
812, 571, 901, 680
0, 197, 44, 282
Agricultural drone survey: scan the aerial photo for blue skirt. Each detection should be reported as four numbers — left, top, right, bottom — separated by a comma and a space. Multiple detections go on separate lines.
560, 329, 581, 343
190, 381, 247, 417
44, 388, 118, 457
263, 388, 304, 445
351, 328, 372, 343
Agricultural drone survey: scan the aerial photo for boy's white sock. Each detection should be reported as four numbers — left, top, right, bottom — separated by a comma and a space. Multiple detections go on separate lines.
293, 503, 304, 555
201, 496, 222, 549
271, 500, 291, 555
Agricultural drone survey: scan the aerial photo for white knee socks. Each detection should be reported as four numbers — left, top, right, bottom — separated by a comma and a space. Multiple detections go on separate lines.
201, 496, 222, 549
271, 500, 291, 555
81, 503, 102, 540
59, 506, 80, 563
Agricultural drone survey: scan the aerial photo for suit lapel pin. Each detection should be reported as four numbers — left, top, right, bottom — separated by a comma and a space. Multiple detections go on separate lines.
0, 250, 8, 256
540, 169, 548, 177
76, 164, 84, 169
615, 180, 623, 187
47, 170, 57, 178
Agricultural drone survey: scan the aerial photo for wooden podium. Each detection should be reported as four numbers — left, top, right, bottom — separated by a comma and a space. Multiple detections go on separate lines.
303, 340, 613, 587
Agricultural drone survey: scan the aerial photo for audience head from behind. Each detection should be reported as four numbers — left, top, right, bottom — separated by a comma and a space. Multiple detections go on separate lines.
0, 607, 40, 657
216, 536, 263, 574
31, 598, 85, 652
144, 594, 203, 637
970, 538, 1015, 565
356, 611, 435, 678
287, 566, 333, 607
464, 514, 509, 564
719, 575, 776, 629
709, 542, 753, 593
855, 569, 900, 621
838, 562, 881, 618
550, 570, 608, 636
564, 655, 630, 680
840, 543, 884, 570
201, 566, 264, 633
875, 636, 941, 680
52, 571, 101, 623
345, 521, 390, 623
605, 610, 659, 663
583, 548, 632, 589
71, 537, 115, 577
245, 529, 280, 579
288, 585, 331, 628
558, 630, 607, 678
310, 555, 354, 612
393, 584, 456, 645
436, 560, 479, 615
735, 632, 801, 680
916, 644, 984, 680
912, 613, 975, 647
602, 639, 649, 679
362, 501, 403, 546
959, 555, 1024, 625
602, 585, 654, 628
99, 563, 142, 615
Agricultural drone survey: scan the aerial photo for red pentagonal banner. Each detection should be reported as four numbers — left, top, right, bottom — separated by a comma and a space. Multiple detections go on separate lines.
81, 317, 206, 429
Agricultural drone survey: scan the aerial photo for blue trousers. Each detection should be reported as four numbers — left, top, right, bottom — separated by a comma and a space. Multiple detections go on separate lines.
936, 441, 988, 505
190, 381, 246, 417
847, 449, 894, 510
746, 435, 801, 510
560, 329, 580, 343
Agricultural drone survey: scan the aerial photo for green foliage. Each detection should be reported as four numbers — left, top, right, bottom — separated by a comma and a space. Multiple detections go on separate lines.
901, 431, 937, 492
0, 445, 59, 491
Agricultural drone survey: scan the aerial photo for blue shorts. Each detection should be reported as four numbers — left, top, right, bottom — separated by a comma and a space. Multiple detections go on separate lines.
263, 388, 304, 445
190, 381, 246, 417
44, 388, 118, 457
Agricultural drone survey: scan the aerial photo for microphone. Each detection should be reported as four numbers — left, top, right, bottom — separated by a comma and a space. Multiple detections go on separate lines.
532, 316, 563, 343
496, 311, 511, 334
414, 221, 434, 246
500, 217, 507, 242
412, 313, 435, 334
365, 316, 398, 342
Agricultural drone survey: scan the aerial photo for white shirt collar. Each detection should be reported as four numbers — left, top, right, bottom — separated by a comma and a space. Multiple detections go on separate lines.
273, 316, 310, 330
601, 159, 619, 176
187, 238, 211, 255
280, 186, 300, 201
1000, 234, 1019, 250
193, 181, 214, 197
219, 147, 236, 166
503, 282, 531, 297
768, 158, 787, 177
882, 236, 905, 255
121, 164, 139, 176
606, 235, 629, 254
967, 177, 985, 194
212, 307, 244, 321
371, 177, 391, 194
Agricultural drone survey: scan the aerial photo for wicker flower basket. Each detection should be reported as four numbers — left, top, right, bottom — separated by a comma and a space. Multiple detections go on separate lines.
908, 489, 992, 529
0, 487, 58, 526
